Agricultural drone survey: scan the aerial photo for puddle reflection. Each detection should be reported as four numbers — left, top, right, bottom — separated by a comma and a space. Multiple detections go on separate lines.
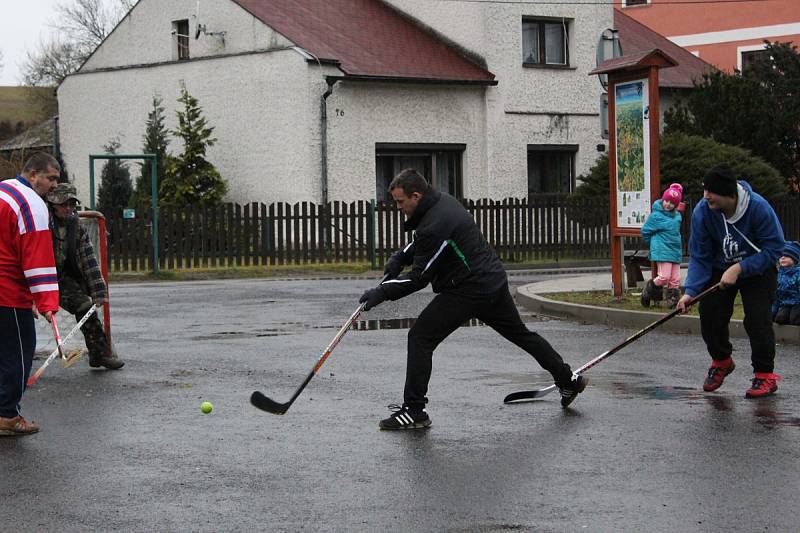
190, 318, 484, 340
352, 318, 484, 330
752, 399, 800, 429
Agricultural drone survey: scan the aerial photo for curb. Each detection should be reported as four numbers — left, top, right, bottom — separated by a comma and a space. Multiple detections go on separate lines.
516, 286, 800, 346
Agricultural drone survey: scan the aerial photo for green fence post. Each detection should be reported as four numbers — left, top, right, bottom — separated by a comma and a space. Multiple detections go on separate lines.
370, 199, 376, 271
150, 156, 159, 275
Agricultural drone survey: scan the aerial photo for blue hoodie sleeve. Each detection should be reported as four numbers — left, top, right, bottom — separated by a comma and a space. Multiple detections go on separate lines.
737, 201, 784, 279
684, 205, 714, 297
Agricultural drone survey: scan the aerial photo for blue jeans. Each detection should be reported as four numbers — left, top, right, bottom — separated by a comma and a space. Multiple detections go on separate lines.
0, 307, 36, 418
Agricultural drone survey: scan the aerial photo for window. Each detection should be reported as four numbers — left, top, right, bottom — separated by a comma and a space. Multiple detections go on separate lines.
739, 47, 770, 74
622, 0, 650, 6
173, 19, 190, 60
375, 144, 464, 201
522, 18, 570, 67
527, 145, 577, 195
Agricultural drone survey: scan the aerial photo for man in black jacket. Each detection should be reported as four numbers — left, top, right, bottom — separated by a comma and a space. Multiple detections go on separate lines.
360, 169, 587, 430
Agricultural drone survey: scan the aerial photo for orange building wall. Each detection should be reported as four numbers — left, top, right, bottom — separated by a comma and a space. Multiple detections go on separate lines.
616, 0, 800, 72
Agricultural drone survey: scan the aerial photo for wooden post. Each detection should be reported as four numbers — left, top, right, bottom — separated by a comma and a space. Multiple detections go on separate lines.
590, 49, 677, 298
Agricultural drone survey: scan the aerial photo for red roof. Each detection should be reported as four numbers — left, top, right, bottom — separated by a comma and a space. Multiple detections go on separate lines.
232, 0, 496, 84
615, 10, 715, 88
591, 49, 677, 76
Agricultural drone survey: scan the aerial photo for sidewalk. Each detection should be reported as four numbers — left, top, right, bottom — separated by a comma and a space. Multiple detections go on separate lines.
516, 269, 800, 345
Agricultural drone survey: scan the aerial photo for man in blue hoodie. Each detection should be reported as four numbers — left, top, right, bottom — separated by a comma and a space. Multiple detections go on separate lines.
676, 165, 785, 398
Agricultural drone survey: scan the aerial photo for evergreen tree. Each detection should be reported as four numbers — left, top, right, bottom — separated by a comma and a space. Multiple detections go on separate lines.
574, 134, 786, 201
160, 83, 227, 207
96, 139, 133, 214
134, 95, 170, 209
664, 41, 799, 194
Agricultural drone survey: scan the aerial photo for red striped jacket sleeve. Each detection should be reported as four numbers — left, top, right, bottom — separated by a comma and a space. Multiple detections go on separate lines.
21, 229, 59, 312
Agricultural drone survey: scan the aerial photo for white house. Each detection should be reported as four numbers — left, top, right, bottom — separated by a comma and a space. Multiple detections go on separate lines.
58, 0, 614, 205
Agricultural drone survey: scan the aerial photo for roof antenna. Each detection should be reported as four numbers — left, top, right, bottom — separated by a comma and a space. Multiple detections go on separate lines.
193, 0, 227, 42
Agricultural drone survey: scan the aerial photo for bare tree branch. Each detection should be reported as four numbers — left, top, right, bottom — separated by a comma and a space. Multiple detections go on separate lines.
22, 0, 132, 87
22, 39, 84, 87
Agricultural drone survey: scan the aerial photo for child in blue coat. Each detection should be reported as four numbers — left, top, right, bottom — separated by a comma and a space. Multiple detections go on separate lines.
641, 183, 684, 308
773, 241, 800, 325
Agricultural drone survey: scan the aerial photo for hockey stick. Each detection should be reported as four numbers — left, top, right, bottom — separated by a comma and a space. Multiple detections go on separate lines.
27, 305, 98, 386
504, 283, 721, 403
51, 315, 65, 361
251, 275, 391, 415
251, 302, 367, 414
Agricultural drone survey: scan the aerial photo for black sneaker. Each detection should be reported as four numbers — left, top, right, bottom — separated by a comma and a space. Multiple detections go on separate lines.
379, 404, 431, 430
558, 375, 588, 408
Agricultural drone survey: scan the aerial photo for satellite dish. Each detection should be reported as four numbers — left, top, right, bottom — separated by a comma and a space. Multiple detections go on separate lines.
596, 29, 622, 90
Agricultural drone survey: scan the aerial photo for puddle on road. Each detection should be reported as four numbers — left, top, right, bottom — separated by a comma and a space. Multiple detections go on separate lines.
610, 382, 800, 429
352, 318, 484, 330
752, 403, 800, 429
191, 318, 485, 340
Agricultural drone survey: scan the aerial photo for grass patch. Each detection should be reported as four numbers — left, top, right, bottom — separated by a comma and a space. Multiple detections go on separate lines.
109, 262, 377, 283
541, 289, 746, 320
0, 87, 54, 124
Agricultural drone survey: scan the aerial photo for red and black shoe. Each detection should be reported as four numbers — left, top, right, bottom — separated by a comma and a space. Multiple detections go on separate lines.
703, 357, 735, 392
745, 372, 780, 398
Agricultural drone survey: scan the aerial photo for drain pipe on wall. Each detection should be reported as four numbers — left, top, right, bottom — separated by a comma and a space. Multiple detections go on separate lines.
320, 77, 339, 258
320, 77, 339, 207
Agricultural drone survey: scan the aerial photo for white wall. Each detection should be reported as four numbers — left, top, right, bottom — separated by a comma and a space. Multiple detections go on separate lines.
324, 82, 487, 201
387, 0, 613, 195
59, 50, 320, 205
60, 0, 614, 206
83, 0, 291, 70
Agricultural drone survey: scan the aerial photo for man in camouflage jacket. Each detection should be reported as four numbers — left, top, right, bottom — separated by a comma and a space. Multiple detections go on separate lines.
47, 184, 124, 370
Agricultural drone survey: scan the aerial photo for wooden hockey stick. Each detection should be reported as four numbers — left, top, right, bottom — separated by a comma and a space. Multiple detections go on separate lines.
27, 305, 98, 386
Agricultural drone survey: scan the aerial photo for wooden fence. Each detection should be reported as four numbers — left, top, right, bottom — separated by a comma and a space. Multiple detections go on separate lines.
102, 195, 799, 272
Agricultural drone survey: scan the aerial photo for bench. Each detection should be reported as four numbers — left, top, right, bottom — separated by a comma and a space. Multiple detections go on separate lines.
623, 250, 651, 288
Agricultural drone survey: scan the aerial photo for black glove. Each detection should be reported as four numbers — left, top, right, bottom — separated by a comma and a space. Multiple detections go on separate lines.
359, 287, 386, 311
383, 257, 403, 279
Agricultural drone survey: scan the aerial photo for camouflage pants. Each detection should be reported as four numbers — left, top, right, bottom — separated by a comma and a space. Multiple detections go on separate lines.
58, 275, 109, 359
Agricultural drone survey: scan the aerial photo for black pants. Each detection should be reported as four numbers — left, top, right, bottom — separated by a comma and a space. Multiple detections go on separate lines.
0, 307, 36, 419
698, 268, 777, 373
774, 304, 800, 326
404, 284, 572, 409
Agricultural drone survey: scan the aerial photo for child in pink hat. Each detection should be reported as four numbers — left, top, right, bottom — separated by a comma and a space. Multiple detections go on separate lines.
640, 183, 685, 308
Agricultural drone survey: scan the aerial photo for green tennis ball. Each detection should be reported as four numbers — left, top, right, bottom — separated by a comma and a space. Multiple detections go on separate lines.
200, 401, 213, 414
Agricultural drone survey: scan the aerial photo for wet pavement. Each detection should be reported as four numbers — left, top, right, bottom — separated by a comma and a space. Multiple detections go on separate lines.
5, 273, 800, 532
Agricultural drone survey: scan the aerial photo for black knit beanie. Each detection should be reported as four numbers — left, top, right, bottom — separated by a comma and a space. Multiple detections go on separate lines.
703, 165, 738, 197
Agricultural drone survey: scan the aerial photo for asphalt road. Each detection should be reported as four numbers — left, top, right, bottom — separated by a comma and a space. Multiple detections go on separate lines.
5, 272, 799, 532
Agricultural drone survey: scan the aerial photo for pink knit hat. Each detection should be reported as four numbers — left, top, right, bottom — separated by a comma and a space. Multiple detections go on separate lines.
662, 183, 683, 206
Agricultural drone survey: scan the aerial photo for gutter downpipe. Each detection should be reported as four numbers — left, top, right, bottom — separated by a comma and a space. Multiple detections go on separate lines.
320, 77, 339, 258
320, 77, 338, 207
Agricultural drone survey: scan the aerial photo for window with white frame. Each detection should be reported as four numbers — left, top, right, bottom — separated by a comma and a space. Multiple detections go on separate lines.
527, 145, 577, 195
375, 144, 464, 202
173, 19, 190, 60
738, 45, 770, 74
522, 18, 570, 67
622, 0, 650, 6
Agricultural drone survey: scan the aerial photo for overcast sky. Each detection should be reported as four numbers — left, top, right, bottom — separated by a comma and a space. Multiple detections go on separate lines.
0, 0, 62, 85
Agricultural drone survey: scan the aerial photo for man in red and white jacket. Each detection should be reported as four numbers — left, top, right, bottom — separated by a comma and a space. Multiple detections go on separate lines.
0, 152, 60, 436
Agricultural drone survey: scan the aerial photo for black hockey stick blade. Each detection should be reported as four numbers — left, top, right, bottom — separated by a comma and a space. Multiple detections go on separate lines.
504, 385, 557, 403
502, 283, 721, 405
250, 391, 291, 415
